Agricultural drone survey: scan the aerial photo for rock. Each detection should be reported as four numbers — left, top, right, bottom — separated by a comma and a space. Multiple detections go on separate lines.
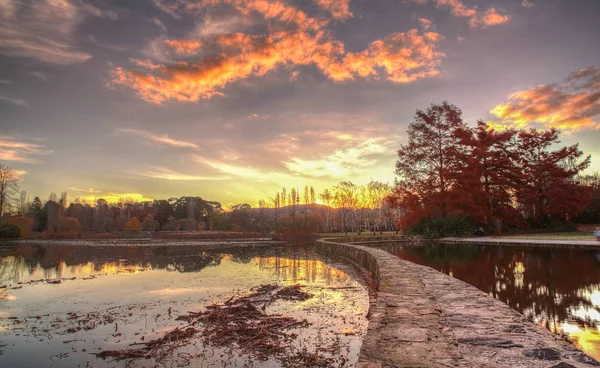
458, 337, 523, 348
523, 348, 561, 360
550, 363, 576, 368
504, 325, 526, 334
570, 352, 600, 366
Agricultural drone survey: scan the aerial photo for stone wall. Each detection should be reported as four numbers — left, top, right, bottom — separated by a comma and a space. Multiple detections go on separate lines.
316, 238, 599, 368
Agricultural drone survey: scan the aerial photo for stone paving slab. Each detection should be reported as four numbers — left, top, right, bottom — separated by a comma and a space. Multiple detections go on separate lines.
441, 237, 600, 248
316, 238, 600, 368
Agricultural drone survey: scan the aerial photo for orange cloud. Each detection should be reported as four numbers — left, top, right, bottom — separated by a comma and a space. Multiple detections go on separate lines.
163, 39, 203, 55
0, 137, 53, 163
110, 0, 443, 104
412, 0, 510, 28
314, 0, 353, 21
490, 66, 600, 133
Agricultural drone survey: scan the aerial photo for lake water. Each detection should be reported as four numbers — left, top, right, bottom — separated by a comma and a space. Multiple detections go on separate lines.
371, 241, 600, 360
0, 243, 369, 367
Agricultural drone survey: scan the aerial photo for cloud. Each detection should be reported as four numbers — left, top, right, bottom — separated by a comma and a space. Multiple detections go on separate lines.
88, 34, 125, 51
409, 0, 510, 28
29, 71, 51, 82
0, 136, 53, 163
68, 186, 102, 194
522, 0, 534, 8
282, 135, 395, 178
151, 0, 182, 19
0, 79, 11, 84
490, 66, 600, 133
314, 0, 353, 21
135, 167, 230, 181
0, 94, 29, 107
150, 17, 168, 33
163, 39, 203, 55
109, 0, 443, 104
116, 129, 200, 149
0, 0, 116, 65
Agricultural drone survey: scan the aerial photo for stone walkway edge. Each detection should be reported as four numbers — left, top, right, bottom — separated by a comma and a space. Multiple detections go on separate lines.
440, 237, 600, 248
316, 238, 599, 368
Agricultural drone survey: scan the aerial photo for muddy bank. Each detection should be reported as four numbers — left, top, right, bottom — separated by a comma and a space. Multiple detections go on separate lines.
316, 238, 599, 368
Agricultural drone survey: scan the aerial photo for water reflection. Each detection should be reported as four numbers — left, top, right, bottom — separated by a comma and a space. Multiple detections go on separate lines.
373, 241, 600, 359
0, 244, 368, 367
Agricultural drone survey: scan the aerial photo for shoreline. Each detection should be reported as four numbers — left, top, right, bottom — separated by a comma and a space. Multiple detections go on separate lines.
440, 236, 600, 248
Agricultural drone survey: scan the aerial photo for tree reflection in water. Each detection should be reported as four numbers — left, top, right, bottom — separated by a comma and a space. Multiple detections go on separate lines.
374, 241, 600, 358
0, 244, 352, 288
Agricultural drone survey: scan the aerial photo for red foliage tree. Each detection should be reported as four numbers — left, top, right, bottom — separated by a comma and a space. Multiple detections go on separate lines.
395, 101, 467, 223
451, 121, 523, 226
515, 128, 591, 222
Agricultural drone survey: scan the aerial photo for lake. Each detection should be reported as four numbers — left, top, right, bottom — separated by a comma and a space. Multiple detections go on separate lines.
0, 243, 369, 367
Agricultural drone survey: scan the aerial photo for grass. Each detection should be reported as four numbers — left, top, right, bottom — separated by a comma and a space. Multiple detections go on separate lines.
501, 231, 597, 241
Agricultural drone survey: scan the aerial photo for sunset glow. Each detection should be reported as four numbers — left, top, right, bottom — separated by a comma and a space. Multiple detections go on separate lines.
1, 0, 599, 206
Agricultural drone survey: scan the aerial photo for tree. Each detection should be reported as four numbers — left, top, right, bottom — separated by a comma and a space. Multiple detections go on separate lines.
0, 164, 20, 218
29, 196, 46, 232
515, 128, 591, 222
125, 217, 142, 233
142, 214, 158, 231
452, 121, 521, 225
395, 102, 468, 218
575, 172, 600, 223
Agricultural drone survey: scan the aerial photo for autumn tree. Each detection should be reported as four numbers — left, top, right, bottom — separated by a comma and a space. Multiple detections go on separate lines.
0, 164, 20, 218
452, 121, 521, 225
575, 172, 600, 223
395, 102, 467, 220
515, 128, 591, 223
125, 217, 142, 233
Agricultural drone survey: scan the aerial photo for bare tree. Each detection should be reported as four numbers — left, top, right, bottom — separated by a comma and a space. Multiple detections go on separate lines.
0, 164, 20, 218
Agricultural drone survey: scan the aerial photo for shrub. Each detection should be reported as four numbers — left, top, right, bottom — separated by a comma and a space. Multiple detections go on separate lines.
407, 215, 472, 238
0, 223, 22, 238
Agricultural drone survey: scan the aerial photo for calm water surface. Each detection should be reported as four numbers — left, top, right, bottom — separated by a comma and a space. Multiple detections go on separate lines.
372, 241, 600, 360
0, 243, 369, 367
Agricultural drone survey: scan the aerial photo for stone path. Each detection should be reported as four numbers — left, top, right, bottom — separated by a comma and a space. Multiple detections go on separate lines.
316, 239, 600, 368
441, 237, 600, 248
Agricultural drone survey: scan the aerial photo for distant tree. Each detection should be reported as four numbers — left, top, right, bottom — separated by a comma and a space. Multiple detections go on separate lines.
19, 190, 27, 215
125, 217, 142, 233
8, 216, 33, 237
153, 199, 175, 227
142, 214, 158, 231
162, 216, 180, 231
0, 164, 20, 218
29, 196, 46, 232
57, 217, 82, 237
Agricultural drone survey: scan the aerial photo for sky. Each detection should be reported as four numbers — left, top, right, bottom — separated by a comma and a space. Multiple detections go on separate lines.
1, 0, 599, 208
